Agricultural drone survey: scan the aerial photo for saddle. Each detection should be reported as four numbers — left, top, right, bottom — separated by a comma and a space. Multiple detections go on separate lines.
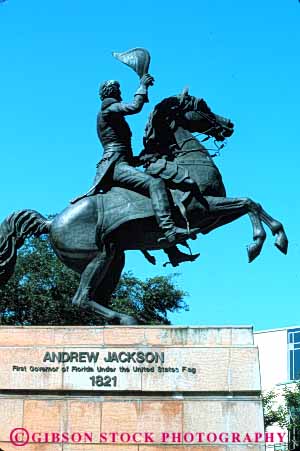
95, 158, 194, 244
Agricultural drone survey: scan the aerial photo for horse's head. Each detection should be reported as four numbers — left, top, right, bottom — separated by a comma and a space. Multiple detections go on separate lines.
176, 87, 234, 141
144, 88, 234, 152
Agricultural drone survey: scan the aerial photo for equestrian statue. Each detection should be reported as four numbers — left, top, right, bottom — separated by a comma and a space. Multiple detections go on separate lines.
0, 48, 288, 325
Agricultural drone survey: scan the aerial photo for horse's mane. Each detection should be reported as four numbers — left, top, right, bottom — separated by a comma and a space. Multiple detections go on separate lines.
144, 94, 199, 149
144, 96, 182, 148
151, 96, 181, 116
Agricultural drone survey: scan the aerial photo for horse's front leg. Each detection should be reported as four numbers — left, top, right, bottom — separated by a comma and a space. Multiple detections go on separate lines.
201, 196, 267, 262
246, 210, 267, 263
256, 204, 288, 255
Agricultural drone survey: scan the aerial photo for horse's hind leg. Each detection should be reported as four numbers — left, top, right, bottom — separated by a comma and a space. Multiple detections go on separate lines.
72, 245, 139, 325
256, 205, 288, 255
92, 250, 125, 307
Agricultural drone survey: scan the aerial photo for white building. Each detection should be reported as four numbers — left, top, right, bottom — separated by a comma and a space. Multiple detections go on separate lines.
254, 326, 300, 451
254, 326, 300, 391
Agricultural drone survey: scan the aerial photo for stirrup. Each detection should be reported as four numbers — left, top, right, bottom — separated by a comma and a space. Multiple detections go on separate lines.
158, 229, 197, 246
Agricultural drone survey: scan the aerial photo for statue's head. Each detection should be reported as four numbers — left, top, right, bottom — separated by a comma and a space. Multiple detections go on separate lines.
99, 80, 122, 101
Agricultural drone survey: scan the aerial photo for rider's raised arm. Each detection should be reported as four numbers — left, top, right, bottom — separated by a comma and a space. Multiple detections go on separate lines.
107, 89, 147, 115
106, 74, 154, 116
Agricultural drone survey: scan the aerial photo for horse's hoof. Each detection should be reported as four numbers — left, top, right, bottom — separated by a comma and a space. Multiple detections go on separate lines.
247, 243, 261, 263
275, 231, 288, 255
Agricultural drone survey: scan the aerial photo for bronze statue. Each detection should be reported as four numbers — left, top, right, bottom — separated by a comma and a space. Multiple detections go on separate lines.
0, 49, 288, 325
72, 48, 198, 266
71, 74, 193, 247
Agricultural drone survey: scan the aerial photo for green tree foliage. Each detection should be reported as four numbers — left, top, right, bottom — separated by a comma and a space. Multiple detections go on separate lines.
262, 390, 288, 429
0, 237, 188, 325
263, 383, 300, 429
262, 382, 300, 449
111, 272, 188, 324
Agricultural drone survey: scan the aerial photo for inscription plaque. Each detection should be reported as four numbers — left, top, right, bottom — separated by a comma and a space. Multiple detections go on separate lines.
0, 326, 265, 449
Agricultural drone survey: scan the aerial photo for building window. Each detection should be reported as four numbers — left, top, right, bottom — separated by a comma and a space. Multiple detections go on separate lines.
288, 328, 300, 381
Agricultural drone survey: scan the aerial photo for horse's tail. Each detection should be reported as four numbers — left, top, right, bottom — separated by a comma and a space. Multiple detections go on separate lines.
0, 209, 51, 286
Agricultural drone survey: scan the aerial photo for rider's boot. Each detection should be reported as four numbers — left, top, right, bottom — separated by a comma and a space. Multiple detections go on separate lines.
164, 246, 200, 267
149, 178, 195, 245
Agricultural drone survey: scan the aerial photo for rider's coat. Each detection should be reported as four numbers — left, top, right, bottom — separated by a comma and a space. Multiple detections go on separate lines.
89, 89, 147, 194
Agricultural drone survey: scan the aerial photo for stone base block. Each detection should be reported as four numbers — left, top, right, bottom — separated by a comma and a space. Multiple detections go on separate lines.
0, 326, 265, 449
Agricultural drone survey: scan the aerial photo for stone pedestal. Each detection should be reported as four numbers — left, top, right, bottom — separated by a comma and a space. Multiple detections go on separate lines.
0, 326, 265, 450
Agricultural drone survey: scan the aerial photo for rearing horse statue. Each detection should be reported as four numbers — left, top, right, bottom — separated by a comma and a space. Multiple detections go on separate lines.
0, 91, 288, 325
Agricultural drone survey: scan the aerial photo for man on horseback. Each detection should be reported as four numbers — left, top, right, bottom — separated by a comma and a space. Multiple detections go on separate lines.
72, 75, 193, 246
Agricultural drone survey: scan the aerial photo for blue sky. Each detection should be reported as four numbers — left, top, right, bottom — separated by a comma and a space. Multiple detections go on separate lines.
0, 0, 299, 329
